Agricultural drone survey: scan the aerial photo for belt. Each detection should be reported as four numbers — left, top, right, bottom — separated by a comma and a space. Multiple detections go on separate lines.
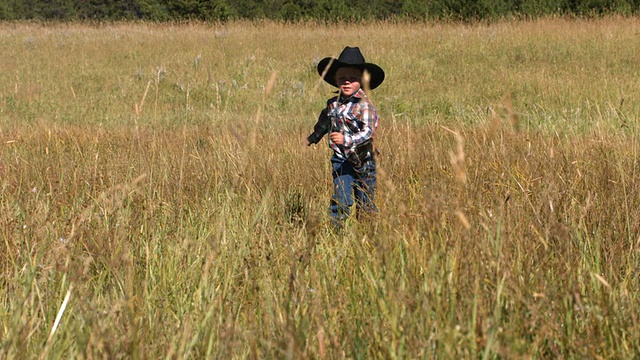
355, 142, 374, 160
347, 141, 375, 166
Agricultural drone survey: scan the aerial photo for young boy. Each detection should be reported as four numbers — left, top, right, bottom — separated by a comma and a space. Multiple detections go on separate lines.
307, 46, 385, 229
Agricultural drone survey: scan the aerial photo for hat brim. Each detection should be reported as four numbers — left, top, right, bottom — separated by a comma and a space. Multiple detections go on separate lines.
317, 57, 385, 90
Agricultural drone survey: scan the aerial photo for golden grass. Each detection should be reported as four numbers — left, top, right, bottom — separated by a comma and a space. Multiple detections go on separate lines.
1, 17, 640, 358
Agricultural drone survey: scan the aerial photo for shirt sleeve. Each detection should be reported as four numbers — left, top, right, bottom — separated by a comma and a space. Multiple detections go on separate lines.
344, 100, 378, 148
307, 108, 331, 145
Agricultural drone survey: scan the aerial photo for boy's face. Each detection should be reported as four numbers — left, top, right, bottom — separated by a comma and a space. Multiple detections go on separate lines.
335, 67, 362, 97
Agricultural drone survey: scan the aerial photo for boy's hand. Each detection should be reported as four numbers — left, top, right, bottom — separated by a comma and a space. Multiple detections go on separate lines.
330, 132, 344, 145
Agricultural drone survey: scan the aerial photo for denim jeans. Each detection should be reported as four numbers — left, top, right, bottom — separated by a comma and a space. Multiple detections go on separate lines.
329, 155, 377, 227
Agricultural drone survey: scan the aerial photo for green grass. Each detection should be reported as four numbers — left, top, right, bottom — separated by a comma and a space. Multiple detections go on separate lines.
2, 17, 640, 358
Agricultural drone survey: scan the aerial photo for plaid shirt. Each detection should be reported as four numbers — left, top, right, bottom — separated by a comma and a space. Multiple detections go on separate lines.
326, 88, 379, 160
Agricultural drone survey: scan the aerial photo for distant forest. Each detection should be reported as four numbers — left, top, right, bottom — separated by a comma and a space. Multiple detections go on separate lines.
1, 0, 638, 22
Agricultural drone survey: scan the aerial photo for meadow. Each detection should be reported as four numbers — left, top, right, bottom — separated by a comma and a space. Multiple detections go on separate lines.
1, 17, 640, 358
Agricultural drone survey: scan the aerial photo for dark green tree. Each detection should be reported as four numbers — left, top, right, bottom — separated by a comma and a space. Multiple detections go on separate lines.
0, 1, 16, 19
370, 0, 404, 19
516, 0, 569, 16
32, 0, 77, 19
136, 0, 170, 20
570, 0, 616, 14
280, 2, 303, 20
76, 0, 114, 20
228, 0, 267, 19
199, 0, 235, 21
401, 0, 429, 19
0, 0, 637, 22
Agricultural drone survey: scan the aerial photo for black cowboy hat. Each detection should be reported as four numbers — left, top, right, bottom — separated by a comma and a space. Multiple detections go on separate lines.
317, 46, 385, 90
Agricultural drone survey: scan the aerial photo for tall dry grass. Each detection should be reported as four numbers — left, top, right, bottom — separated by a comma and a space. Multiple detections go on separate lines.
1, 18, 640, 358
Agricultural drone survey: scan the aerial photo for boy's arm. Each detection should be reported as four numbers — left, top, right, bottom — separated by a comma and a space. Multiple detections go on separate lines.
344, 101, 378, 148
307, 109, 331, 145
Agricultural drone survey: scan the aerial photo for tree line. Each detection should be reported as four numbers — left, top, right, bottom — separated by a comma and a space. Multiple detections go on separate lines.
1, 0, 638, 22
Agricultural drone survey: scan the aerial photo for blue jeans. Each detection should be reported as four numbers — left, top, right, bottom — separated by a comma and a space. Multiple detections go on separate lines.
329, 155, 377, 227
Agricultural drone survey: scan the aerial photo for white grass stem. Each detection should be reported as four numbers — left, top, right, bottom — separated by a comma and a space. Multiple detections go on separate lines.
41, 284, 73, 360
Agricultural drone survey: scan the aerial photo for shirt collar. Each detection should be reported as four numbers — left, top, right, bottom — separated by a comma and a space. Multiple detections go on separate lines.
339, 88, 365, 103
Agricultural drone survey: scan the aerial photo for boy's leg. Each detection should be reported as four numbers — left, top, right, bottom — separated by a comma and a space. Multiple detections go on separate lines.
354, 159, 377, 219
329, 157, 355, 228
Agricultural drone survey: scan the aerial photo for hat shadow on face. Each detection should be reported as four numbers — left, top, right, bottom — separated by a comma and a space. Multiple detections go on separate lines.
317, 46, 385, 90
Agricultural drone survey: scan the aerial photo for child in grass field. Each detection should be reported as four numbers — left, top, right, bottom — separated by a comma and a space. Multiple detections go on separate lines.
307, 46, 385, 229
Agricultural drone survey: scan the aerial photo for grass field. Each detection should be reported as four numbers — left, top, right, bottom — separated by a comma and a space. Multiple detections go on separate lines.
2, 17, 640, 358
